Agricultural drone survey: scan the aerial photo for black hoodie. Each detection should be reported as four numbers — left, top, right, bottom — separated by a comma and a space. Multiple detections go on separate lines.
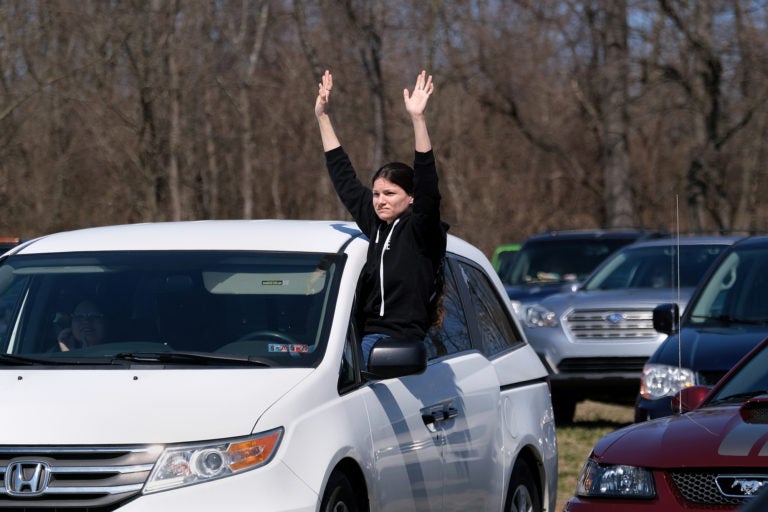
325, 147, 447, 340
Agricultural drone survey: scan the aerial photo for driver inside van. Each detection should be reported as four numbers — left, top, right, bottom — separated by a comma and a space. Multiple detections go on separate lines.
57, 299, 107, 351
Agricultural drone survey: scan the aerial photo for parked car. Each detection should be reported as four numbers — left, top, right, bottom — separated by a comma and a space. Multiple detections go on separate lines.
491, 242, 521, 273
500, 229, 661, 305
636, 235, 768, 422
0, 236, 21, 253
565, 336, 768, 511
522, 235, 740, 423
0, 220, 557, 511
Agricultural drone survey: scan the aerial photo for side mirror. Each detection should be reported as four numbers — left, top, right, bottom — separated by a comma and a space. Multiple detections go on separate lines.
671, 385, 711, 413
653, 303, 680, 335
365, 338, 427, 380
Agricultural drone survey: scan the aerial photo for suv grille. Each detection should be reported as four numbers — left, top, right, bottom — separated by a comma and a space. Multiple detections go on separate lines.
0, 445, 158, 510
565, 308, 657, 341
557, 357, 647, 373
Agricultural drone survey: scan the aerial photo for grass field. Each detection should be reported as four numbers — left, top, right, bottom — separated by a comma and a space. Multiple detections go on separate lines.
554, 401, 635, 511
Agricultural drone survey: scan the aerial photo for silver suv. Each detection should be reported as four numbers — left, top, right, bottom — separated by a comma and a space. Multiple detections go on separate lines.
521, 236, 741, 423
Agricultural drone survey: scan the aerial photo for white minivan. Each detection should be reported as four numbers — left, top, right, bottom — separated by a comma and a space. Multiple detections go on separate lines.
0, 220, 557, 511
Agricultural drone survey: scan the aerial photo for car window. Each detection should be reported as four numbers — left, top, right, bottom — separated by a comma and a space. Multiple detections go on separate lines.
502, 238, 631, 285
456, 261, 524, 357
425, 261, 471, 358
689, 245, 768, 325
584, 244, 728, 291
338, 326, 359, 393
709, 342, 768, 403
0, 251, 343, 367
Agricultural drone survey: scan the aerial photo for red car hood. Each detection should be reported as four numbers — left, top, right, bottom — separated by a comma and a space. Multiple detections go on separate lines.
593, 400, 768, 468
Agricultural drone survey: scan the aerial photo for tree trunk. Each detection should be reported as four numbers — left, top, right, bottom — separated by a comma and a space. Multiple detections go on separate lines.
601, 0, 634, 227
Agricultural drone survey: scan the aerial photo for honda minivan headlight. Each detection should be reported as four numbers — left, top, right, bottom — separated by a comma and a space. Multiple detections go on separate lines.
144, 428, 283, 493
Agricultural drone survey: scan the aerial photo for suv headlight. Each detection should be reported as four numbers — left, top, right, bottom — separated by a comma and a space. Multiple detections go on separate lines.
144, 428, 283, 494
577, 459, 656, 499
640, 364, 695, 399
524, 304, 559, 327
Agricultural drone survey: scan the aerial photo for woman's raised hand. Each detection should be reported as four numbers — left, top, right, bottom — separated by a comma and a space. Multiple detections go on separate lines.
315, 70, 333, 118
403, 70, 434, 118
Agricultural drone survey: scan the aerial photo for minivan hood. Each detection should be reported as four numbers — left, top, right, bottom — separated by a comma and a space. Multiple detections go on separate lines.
653, 327, 768, 371
0, 368, 312, 444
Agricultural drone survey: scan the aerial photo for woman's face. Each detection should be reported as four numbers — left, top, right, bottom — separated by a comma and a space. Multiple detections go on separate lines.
372, 178, 413, 224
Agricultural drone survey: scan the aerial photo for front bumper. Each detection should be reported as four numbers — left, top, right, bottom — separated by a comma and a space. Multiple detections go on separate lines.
118, 460, 317, 511
564, 466, 755, 512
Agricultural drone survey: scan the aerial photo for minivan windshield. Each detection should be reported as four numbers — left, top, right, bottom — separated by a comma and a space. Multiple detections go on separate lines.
688, 245, 768, 326
0, 251, 343, 367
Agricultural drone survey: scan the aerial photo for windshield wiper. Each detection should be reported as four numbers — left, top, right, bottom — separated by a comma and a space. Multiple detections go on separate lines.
0, 354, 48, 366
690, 314, 768, 326
112, 351, 274, 367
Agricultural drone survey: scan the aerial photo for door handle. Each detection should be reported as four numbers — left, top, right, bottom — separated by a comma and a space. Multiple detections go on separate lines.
442, 406, 458, 420
422, 405, 458, 426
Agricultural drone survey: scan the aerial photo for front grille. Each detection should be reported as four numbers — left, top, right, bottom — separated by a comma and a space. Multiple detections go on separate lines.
669, 470, 753, 506
0, 445, 158, 510
557, 357, 647, 373
565, 308, 657, 341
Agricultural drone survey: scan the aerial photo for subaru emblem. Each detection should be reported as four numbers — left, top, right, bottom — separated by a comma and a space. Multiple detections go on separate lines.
606, 313, 625, 324
5, 461, 51, 496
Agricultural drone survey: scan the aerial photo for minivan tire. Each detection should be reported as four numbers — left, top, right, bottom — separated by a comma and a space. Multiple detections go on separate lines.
506, 459, 541, 512
320, 471, 360, 512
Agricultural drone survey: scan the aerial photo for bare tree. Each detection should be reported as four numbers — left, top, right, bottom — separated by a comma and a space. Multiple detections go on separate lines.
2, 0, 768, 256
601, 0, 634, 227
657, 0, 768, 231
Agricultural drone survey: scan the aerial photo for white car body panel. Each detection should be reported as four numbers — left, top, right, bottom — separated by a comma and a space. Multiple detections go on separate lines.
0, 369, 312, 444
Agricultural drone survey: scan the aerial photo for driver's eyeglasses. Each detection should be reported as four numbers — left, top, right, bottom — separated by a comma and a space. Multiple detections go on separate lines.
71, 313, 104, 321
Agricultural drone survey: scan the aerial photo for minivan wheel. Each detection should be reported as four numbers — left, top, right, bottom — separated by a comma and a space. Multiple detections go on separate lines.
505, 460, 541, 512
320, 471, 359, 512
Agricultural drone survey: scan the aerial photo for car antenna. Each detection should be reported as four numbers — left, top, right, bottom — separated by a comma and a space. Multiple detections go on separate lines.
675, 195, 683, 415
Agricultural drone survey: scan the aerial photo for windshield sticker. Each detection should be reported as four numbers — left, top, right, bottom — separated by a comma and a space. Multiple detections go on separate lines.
268, 343, 309, 354
261, 280, 286, 286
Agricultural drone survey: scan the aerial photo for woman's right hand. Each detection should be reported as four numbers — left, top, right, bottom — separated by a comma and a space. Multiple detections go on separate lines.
314, 70, 333, 118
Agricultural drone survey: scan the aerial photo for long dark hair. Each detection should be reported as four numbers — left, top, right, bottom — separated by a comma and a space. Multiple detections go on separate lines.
429, 259, 446, 329
371, 162, 414, 194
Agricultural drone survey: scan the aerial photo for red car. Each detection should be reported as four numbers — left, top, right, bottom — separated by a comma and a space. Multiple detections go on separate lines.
565, 337, 768, 511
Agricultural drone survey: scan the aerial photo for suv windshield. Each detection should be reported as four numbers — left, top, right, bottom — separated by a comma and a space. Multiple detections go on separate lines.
583, 244, 728, 291
501, 238, 632, 286
0, 251, 343, 367
688, 245, 768, 326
